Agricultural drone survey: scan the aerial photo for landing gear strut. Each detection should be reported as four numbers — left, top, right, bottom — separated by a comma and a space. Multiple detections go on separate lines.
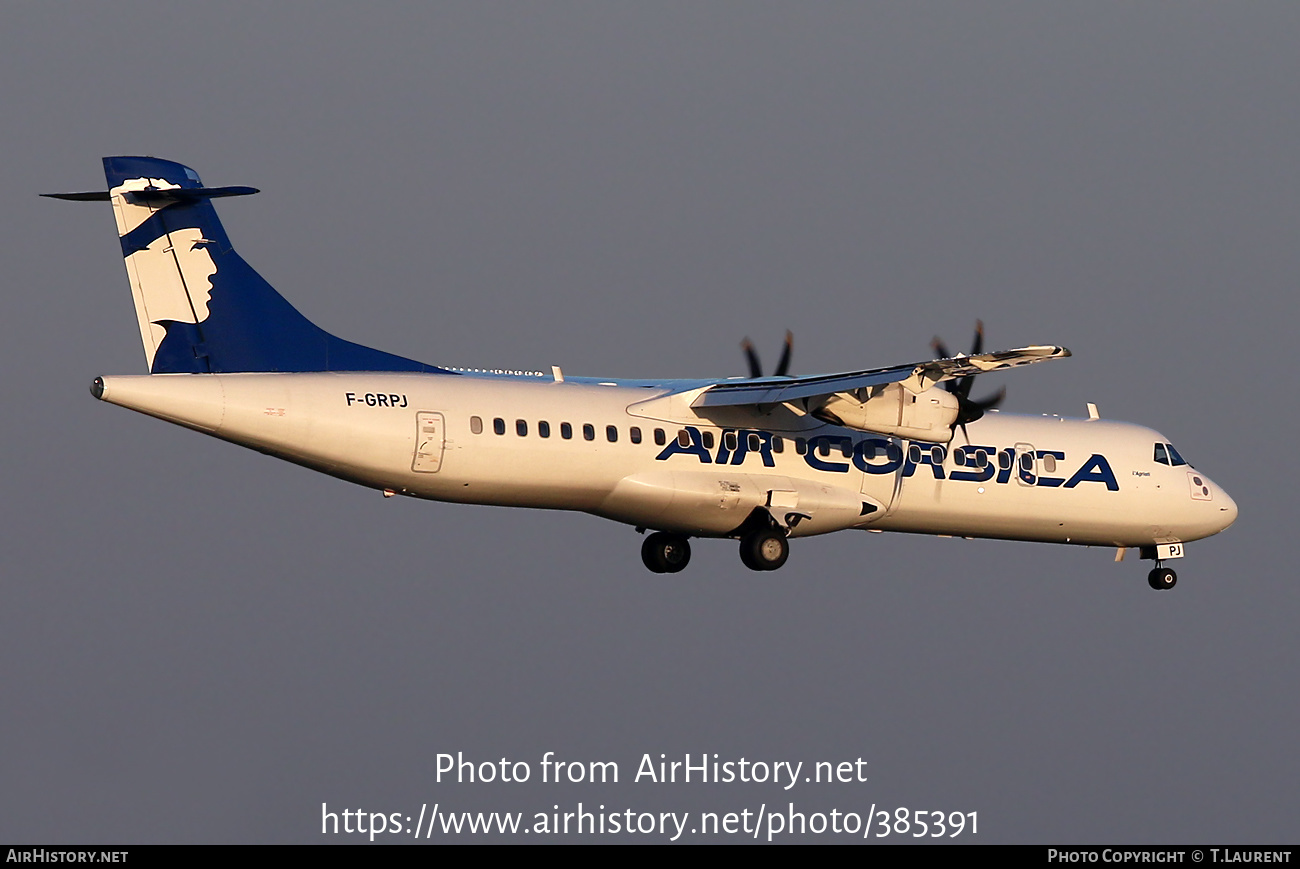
1147, 565, 1177, 590
740, 529, 789, 571
641, 532, 691, 573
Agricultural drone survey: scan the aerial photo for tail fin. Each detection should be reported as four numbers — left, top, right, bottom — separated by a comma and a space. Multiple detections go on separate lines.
47, 156, 449, 375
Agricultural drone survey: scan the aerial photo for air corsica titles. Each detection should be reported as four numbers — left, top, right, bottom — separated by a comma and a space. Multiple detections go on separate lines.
655, 426, 1120, 491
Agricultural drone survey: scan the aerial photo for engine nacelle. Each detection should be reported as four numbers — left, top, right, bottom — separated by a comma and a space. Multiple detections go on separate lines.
813, 383, 959, 443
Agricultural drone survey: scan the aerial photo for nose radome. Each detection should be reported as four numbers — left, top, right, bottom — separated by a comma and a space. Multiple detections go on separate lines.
1216, 487, 1238, 532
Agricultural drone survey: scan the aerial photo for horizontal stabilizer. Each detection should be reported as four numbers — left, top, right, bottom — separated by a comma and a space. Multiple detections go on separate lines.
42, 185, 259, 204
40, 191, 111, 201
126, 185, 260, 204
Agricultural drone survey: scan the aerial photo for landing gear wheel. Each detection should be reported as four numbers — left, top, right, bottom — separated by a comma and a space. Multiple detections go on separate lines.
641, 532, 691, 573
1147, 567, 1177, 590
739, 530, 789, 571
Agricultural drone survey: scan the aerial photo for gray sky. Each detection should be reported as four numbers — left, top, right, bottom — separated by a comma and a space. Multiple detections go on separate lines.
2, 2, 1296, 843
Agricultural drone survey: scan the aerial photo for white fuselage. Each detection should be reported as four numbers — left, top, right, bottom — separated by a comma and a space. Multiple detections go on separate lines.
94, 371, 1237, 550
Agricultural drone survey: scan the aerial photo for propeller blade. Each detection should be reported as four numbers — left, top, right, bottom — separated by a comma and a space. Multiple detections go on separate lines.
934, 320, 984, 363
741, 338, 763, 379
972, 386, 1006, 412
934, 322, 1005, 426
773, 330, 794, 377
931, 337, 958, 394
970, 319, 985, 356
742, 332, 794, 378
954, 386, 1006, 427
954, 397, 984, 427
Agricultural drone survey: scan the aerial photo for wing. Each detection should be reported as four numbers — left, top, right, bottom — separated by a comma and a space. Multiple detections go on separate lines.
691, 345, 1070, 409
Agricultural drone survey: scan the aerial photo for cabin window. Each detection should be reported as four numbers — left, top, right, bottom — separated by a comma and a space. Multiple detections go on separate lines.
953, 447, 966, 466
470, 416, 483, 435
493, 417, 506, 436
974, 450, 988, 468
842, 439, 855, 459
908, 444, 922, 463
1042, 454, 1057, 473
630, 427, 642, 444
538, 421, 551, 439
748, 433, 761, 451
654, 429, 666, 446
677, 429, 691, 447
930, 445, 944, 464
606, 425, 619, 443
771, 436, 784, 453
795, 438, 807, 455
724, 431, 738, 451
998, 450, 1012, 470
583, 424, 596, 441
702, 431, 715, 450
516, 419, 528, 437
561, 422, 573, 439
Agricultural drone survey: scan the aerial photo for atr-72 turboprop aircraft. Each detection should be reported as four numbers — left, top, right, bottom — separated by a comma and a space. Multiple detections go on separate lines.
48, 156, 1236, 589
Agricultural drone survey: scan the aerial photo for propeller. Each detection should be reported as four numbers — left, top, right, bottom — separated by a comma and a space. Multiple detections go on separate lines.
931, 320, 1006, 435
741, 330, 794, 378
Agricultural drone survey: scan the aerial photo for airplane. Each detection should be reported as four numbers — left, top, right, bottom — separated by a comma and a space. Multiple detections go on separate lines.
46, 156, 1237, 590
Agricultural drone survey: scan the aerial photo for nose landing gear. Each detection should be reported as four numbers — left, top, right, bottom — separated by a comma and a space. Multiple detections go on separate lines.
1147, 565, 1177, 590
1139, 544, 1183, 590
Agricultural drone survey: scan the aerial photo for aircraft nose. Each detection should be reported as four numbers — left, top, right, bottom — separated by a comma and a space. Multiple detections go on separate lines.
1215, 486, 1238, 532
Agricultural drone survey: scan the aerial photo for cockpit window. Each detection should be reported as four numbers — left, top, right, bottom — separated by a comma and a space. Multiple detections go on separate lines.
1154, 443, 1169, 465
1166, 444, 1188, 466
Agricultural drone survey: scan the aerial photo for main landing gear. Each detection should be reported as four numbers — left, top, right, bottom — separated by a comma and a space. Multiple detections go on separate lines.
739, 529, 789, 571
638, 526, 793, 573
1147, 566, 1177, 590
641, 532, 692, 573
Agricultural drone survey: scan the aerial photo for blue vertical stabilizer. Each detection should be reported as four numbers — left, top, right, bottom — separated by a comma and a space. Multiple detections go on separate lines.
58, 157, 453, 375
